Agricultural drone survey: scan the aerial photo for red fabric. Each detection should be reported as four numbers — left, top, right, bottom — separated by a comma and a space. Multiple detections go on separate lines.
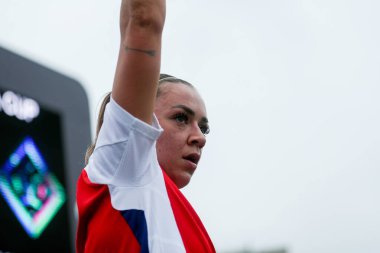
76, 169, 215, 253
76, 171, 140, 253
163, 172, 216, 253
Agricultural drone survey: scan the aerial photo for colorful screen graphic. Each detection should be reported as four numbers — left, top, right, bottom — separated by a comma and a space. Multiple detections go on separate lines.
0, 137, 66, 239
0, 89, 70, 252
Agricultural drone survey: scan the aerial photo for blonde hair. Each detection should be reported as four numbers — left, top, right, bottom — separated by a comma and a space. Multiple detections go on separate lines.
84, 92, 111, 165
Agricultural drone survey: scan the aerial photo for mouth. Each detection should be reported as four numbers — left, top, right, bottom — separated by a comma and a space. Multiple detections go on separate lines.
183, 153, 200, 165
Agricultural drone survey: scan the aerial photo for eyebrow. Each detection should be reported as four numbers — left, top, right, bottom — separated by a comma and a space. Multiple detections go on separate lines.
172, 104, 209, 124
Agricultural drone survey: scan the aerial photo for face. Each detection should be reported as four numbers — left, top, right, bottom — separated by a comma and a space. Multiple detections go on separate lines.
154, 82, 209, 189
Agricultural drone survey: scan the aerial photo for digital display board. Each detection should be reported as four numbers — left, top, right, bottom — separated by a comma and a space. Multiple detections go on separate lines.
0, 89, 69, 252
0, 46, 91, 253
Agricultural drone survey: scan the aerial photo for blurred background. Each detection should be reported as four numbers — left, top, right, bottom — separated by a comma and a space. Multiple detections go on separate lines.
1, 0, 380, 252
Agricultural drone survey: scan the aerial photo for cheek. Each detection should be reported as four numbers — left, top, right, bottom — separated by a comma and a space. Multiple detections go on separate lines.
156, 136, 167, 156
156, 132, 173, 158
156, 131, 182, 159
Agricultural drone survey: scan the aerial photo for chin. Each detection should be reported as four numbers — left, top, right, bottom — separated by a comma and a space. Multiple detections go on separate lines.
172, 172, 192, 189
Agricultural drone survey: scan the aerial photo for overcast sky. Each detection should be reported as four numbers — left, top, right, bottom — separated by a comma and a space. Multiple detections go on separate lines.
1, 0, 380, 252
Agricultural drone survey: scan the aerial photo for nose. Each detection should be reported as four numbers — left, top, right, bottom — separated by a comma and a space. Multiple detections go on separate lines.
188, 123, 206, 149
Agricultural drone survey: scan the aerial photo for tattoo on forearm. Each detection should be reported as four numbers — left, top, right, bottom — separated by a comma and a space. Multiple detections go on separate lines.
125, 46, 156, 56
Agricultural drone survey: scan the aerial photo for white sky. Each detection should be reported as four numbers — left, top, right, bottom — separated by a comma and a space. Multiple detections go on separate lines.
1, 0, 380, 252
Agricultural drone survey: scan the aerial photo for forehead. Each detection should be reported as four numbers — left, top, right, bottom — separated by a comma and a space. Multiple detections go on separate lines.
155, 82, 207, 116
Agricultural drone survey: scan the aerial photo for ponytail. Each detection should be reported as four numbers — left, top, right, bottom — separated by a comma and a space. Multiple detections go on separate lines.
84, 92, 111, 165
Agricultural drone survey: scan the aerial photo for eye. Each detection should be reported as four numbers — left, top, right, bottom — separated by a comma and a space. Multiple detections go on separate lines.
199, 124, 210, 135
173, 112, 188, 124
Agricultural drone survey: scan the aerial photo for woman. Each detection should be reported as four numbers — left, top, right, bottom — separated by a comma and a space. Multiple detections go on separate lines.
76, 0, 215, 252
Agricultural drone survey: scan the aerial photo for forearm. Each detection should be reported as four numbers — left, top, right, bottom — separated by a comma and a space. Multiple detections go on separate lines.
112, 0, 166, 124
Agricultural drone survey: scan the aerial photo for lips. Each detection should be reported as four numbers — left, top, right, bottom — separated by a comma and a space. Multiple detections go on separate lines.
183, 153, 200, 165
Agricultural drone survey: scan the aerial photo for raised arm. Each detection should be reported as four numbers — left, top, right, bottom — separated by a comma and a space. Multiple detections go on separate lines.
112, 0, 166, 124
